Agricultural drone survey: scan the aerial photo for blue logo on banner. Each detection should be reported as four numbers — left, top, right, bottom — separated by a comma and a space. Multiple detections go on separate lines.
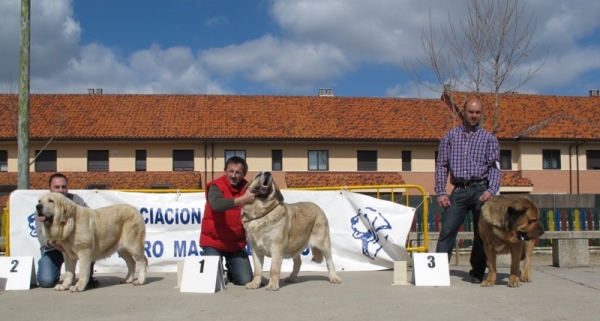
350, 206, 392, 260
28, 213, 37, 237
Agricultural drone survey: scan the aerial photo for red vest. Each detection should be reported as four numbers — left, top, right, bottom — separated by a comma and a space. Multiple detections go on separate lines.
199, 175, 248, 252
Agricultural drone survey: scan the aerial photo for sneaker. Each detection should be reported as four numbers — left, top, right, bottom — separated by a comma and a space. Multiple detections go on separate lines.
86, 277, 100, 289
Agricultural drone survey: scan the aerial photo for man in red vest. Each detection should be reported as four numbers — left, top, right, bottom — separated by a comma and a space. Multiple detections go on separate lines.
200, 156, 256, 285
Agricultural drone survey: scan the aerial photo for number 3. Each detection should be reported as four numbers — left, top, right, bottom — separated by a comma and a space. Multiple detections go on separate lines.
427, 255, 436, 268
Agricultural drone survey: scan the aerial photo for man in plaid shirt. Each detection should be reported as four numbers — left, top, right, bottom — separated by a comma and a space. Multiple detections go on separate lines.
434, 97, 501, 284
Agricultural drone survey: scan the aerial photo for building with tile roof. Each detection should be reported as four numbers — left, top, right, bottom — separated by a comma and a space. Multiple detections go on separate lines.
1, 91, 599, 206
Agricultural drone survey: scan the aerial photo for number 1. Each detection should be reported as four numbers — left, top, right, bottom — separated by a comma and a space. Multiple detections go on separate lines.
199, 259, 205, 273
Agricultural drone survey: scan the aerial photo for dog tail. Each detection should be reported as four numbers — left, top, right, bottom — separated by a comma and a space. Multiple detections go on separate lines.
311, 246, 324, 264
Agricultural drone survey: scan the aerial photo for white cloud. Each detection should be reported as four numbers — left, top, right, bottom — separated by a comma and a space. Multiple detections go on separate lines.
1, 0, 599, 95
205, 16, 228, 28
200, 35, 351, 91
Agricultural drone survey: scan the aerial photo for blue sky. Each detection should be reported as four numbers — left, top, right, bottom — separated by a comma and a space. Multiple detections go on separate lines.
1, 0, 599, 98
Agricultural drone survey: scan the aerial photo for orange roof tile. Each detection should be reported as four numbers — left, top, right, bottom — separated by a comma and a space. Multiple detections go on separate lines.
0, 171, 202, 190
285, 172, 406, 188
501, 171, 533, 187
1, 93, 598, 141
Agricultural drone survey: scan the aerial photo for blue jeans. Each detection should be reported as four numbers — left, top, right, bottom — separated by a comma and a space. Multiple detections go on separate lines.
435, 183, 487, 278
37, 248, 96, 288
201, 246, 253, 285
37, 248, 64, 288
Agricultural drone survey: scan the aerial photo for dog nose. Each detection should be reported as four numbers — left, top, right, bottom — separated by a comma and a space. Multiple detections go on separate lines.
36, 204, 43, 210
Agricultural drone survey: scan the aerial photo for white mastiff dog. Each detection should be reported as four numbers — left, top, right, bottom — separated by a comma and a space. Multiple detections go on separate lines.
36, 192, 148, 292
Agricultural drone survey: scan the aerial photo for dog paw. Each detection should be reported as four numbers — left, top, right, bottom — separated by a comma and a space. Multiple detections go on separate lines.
507, 276, 521, 287
120, 278, 133, 284
520, 275, 532, 283
69, 284, 86, 292
284, 276, 297, 283
245, 282, 261, 290
132, 279, 145, 286
265, 283, 280, 291
480, 280, 495, 287
54, 284, 69, 291
329, 276, 342, 284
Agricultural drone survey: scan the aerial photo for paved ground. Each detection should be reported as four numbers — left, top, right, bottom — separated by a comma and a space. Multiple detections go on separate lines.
1, 254, 599, 321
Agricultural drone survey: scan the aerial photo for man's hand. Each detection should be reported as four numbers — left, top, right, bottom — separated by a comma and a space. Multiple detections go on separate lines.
479, 191, 492, 203
437, 195, 451, 208
48, 240, 65, 252
235, 189, 256, 206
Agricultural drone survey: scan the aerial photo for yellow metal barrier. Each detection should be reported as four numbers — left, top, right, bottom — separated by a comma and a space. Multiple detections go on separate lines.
3, 185, 430, 256
2, 204, 8, 255
289, 184, 430, 253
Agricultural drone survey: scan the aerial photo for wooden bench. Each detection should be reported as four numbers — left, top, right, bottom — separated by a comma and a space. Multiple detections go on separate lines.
409, 231, 600, 267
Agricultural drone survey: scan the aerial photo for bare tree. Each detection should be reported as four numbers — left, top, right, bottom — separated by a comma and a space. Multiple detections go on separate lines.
410, 0, 547, 134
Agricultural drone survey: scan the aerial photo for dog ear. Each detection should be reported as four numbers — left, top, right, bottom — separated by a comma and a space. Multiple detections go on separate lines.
507, 205, 527, 222
54, 195, 72, 223
272, 182, 284, 203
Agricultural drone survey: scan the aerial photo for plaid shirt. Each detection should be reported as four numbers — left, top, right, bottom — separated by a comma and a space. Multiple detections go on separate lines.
435, 124, 501, 197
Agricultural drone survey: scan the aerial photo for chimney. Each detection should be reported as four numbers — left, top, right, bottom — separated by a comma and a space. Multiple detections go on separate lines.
87, 88, 95, 94
590, 89, 600, 97
96, 88, 103, 94
318, 88, 333, 97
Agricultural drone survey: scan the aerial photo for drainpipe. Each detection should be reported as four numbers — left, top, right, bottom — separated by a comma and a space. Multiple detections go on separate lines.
576, 141, 585, 194
204, 141, 207, 189
211, 141, 215, 182
568, 142, 575, 194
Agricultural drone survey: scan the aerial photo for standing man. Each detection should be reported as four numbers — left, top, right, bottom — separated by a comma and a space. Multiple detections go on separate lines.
200, 156, 255, 285
435, 97, 501, 283
35, 173, 100, 289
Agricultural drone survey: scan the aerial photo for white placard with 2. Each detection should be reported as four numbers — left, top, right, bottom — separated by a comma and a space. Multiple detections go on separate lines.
0, 256, 37, 290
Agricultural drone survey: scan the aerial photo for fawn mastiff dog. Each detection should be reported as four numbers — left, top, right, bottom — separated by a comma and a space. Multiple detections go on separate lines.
36, 192, 148, 292
242, 171, 342, 291
479, 195, 544, 287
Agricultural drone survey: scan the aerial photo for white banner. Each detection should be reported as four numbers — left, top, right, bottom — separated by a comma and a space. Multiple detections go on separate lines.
9, 189, 415, 273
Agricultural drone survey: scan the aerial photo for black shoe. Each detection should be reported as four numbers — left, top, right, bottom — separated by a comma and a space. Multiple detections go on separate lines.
86, 277, 100, 289
226, 270, 233, 282
469, 271, 483, 284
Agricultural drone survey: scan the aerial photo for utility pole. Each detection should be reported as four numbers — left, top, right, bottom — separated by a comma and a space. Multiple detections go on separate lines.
18, 0, 30, 189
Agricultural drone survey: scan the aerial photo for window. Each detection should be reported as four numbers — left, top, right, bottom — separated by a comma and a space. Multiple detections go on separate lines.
402, 150, 412, 171
542, 149, 561, 169
272, 150, 282, 171
0, 150, 7, 172
88, 150, 109, 171
0, 184, 17, 194
225, 150, 246, 162
357, 150, 377, 171
35, 150, 57, 172
136, 150, 147, 171
587, 150, 600, 170
308, 150, 328, 171
86, 183, 109, 190
150, 183, 172, 189
173, 150, 194, 171
500, 150, 512, 170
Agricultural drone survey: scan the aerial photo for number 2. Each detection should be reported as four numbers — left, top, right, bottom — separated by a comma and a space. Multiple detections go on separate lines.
10, 259, 19, 273
427, 255, 436, 268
